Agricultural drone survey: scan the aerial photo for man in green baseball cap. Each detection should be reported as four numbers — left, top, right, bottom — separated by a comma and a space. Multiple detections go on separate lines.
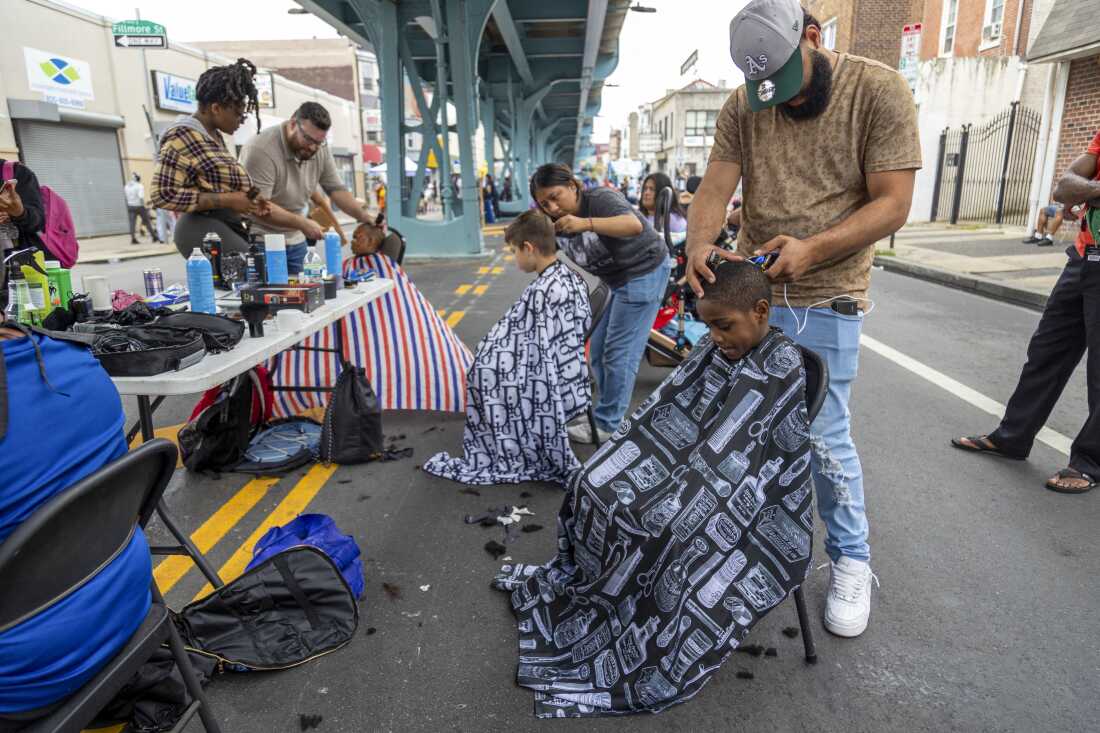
729, 0, 807, 111
686, 0, 922, 639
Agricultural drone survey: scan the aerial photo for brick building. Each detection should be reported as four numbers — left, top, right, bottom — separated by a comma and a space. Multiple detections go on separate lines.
804, 0, 923, 66
1026, 0, 1100, 204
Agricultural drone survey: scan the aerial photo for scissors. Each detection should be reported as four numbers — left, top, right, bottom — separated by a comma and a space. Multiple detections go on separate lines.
637, 539, 677, 597
748, 379, 805, 441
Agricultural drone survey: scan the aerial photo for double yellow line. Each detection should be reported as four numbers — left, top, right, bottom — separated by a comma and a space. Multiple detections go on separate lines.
437, 246, 509, 328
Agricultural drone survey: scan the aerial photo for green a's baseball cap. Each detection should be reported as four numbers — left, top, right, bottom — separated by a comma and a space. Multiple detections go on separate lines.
730, 0, 805, 111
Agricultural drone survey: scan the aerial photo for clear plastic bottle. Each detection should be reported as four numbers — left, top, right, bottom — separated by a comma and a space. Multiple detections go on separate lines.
302, 245, 325, 284
186, 247, 216, 314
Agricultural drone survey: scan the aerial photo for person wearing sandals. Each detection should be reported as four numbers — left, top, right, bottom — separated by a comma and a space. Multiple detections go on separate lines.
952, 128, 1100, 494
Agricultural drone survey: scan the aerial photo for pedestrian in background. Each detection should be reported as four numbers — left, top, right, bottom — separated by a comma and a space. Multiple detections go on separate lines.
954, 128, 1100, 494
686, 0, 920, 638
1022, 202, 1065, 246
638, 172, 687, 234
151, 58, 269, 257
124, 173, 161, 245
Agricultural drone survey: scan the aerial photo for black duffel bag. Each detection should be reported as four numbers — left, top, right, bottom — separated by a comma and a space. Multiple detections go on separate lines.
91, 325, 206, 377
155, 311, 245, 354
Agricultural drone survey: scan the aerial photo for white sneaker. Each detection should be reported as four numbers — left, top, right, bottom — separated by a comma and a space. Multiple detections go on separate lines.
824, 556, 876, 637
568, 422, 612, 444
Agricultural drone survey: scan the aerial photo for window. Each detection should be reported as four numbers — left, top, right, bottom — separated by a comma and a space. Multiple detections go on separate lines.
820, 17, 837, 50
685, 110, 718, 137
981, 0, 1005, 46
941, 0, 958, 55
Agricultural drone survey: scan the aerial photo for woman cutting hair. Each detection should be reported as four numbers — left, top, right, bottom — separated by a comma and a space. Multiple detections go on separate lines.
151, 58, 269, 257
531, 163, 670, 444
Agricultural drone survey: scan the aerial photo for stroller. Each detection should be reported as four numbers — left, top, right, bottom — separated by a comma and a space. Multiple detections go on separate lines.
644, 185, 736, 367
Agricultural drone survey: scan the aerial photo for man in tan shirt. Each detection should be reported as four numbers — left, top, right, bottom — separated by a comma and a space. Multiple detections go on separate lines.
686, 0, 920, 638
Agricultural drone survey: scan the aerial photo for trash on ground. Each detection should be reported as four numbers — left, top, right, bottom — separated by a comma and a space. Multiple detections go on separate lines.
782, 627, 800, 638
484, 540, 507, 559
419, 584, 431, 592
382, 582, 402, 600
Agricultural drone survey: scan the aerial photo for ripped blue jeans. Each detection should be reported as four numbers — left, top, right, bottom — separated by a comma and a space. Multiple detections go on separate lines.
770, 306, 870, 563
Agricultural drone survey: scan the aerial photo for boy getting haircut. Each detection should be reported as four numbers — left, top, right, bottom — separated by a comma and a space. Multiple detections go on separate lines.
702, 258, 772, 310
424, 210, 592, 486
505, 210, 556, 255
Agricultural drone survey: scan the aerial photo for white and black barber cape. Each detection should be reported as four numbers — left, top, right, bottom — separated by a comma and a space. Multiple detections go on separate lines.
423, 260, 592, 486
493, 329, 813, 717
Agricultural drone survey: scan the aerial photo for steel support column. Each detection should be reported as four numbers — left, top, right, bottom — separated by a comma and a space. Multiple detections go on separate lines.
499, 84, 551, 215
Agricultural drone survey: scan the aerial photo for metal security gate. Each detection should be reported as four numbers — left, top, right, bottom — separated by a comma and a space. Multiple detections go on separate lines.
930, 102, 1041, 227
14, 120, 129, 237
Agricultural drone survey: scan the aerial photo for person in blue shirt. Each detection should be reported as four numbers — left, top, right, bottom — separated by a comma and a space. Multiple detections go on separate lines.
0, 325, 151, 726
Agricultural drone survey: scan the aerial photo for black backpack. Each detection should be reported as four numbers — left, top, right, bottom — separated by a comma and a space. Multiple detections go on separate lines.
178, 371, 264, 472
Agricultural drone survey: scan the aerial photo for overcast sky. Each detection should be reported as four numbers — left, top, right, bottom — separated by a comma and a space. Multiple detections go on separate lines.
75, 0, 748, 142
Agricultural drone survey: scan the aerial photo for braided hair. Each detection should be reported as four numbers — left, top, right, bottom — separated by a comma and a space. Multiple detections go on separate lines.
195, 58, 261, 132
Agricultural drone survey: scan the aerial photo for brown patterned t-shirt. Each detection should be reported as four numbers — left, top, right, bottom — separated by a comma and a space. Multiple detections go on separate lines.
709, 52, 921, 306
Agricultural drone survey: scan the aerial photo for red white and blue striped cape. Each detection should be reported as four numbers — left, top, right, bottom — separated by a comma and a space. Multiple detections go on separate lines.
268, 254, 473, 416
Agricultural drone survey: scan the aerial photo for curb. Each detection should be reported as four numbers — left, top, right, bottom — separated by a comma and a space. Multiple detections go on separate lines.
874, 255, 1048, 312
79, 246, 178, 264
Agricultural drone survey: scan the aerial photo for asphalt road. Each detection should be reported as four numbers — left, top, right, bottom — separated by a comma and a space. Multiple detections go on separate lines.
86, 247, 1099, 732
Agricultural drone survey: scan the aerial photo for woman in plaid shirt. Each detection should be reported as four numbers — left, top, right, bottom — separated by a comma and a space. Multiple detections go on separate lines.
151, 59, 270, 257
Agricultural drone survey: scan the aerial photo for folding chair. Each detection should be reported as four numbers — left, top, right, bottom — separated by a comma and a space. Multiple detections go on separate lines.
0, 439, 222, 732
791, 344, 829, 664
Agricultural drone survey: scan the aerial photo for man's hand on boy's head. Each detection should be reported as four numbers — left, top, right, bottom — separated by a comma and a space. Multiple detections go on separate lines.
755, 235, 818, 283
686, 245, 743, 298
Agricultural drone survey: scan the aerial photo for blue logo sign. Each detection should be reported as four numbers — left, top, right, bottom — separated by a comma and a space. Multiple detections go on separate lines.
153, 71, 197, 113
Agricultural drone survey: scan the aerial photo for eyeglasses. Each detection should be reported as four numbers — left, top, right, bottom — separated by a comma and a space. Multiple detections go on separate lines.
295, 124, 328, 148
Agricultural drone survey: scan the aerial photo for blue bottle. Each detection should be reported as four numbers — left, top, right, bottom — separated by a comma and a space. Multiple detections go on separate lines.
187, 247, 216, 314
323, 228, 343, 287
264, 234, 289, 285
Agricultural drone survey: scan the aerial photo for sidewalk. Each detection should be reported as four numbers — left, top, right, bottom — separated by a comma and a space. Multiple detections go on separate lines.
78, 212, 366, 264
874, 222, 1075, 310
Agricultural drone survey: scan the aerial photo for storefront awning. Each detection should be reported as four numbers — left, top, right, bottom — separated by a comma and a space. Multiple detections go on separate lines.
362, 144, 383, 164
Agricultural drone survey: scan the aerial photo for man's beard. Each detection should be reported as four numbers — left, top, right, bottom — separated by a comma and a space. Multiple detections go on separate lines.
780, 50, 833, 121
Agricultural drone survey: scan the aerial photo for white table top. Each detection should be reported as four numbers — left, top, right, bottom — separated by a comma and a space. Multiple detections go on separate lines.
111, 279, 394, 396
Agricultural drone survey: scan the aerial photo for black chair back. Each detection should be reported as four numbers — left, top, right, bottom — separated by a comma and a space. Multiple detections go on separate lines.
798, 344, 829, 423
0, 439, 177, 632
381, 227, 407, 265
586, 282, 612, 342
654, 186, 675, 254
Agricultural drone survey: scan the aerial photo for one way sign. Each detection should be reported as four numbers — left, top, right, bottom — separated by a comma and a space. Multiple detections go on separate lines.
112, 20, 167, 49
115, 35, 166, 48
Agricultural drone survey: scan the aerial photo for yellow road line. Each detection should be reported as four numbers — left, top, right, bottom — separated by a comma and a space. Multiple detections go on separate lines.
153, 477, 279, 595
503, 254, 514, 262
437, 308, 446, 316
477, 266, 490, 275
193, 463, 338, 600
473, 284, 489, 296
455, 284, 473, 295
446, 310, 466, 327
491, 266, 504, 275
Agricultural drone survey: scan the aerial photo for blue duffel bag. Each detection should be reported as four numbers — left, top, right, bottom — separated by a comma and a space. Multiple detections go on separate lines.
246, 514, 365, 599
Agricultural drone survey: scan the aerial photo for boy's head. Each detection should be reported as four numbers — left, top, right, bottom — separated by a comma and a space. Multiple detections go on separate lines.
504, 210, 557, 273
695, 259, 772, 361
352, 223, 385, 256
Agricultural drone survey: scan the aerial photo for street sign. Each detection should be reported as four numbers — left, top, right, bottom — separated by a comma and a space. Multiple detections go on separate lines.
113, 20, 167, 49
680, 49, 699, 77
899, 23, 922, 95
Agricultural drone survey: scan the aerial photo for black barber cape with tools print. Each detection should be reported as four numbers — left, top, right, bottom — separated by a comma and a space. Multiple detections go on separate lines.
493, 328, 813, 717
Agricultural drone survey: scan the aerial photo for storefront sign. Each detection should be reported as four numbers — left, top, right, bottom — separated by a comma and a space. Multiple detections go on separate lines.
899, 23, 922, 95
23, 47, 94, 108
152, 70, 197, 113
684, 135, 706, 148
639, 133, 662, 154
255, 72, 276, 109
113, 20, 167, 48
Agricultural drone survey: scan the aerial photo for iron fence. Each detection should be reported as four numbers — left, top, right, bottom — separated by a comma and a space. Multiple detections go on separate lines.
930, 102, 1041, 227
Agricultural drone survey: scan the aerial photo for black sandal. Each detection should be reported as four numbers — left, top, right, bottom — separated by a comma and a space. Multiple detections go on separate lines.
1045, 468, 1097, 494
950, 435, 1025, 460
